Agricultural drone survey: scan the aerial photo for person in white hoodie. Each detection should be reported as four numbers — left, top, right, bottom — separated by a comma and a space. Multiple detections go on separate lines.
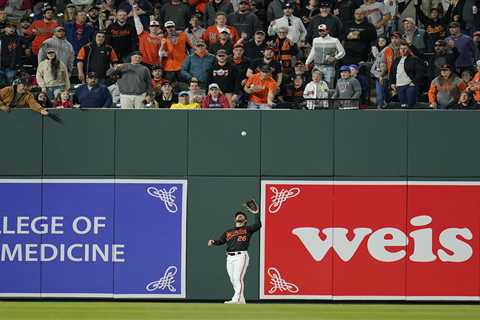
303, 68, 330, 109
305, 24, 345, 88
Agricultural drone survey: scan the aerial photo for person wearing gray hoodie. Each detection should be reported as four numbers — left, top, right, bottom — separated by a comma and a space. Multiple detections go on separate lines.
332, 65, 361, 108
38, 25, 75, 74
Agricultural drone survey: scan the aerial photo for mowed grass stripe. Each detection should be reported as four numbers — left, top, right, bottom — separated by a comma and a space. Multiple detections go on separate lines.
1, 302, 480, 320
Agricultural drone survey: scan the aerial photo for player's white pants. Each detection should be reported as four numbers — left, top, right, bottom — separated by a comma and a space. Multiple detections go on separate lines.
226, 251, 249, 303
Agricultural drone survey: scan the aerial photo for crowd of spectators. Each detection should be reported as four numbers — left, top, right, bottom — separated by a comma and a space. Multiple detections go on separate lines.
1, 0, 480, 115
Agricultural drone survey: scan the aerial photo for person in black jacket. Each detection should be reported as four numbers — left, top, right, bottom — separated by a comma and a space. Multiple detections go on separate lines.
342, 9, 377, 65
415, 2, 452, 54
426, 39, 459, 82
0, 22, 25, 86
389, 41, 427, 108
306, 2, 343, 43
244, 30, 267, 61
77, 30, 120, 84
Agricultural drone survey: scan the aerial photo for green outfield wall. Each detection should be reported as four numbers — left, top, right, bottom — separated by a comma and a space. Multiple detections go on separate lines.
1, 109, 479, 300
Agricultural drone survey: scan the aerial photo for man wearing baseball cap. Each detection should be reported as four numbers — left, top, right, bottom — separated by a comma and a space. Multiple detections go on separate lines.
170, 91, 200, 109
0, 78, 49, 116
244, 64, 278, 109
133, 6, 163, 66
38, 25, 75, 75
201, 83, 231, 108
162, 20, 191, 84
446, 21, 476, 74
180, 40, 216, 89
86, 6, 100, 30
425, 39, 457, 82
307, 1, 342, 42
428, 64, 466, 109
207, 199, 261, 304
306, 24, 345, 88
73, 72, 113, 108
244, 30, 267, 61
209, 49, 241, 106
267, 2, 307, 44
247, 45, 283, 87
332, 65, 361, 108
107, 51, 153, 109
401, 17, 426, 56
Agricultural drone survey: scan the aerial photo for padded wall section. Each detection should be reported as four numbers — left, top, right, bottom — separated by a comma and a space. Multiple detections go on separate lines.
186, 177, 259, 300
261, 111, 334, 177
0, 110, 43, 175
43, 110, 115, 176
115, 110, 188, 176
408, 111, 480, 177
188, 111, 261, 176
334, 111, 407, 177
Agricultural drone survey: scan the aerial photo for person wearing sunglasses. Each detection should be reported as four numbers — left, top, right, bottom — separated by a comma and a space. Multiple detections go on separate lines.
267, 2, 307, 45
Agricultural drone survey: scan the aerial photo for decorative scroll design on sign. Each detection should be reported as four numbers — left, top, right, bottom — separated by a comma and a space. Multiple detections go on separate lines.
267, 267, 299, 294
268, 187, 300, 213
146, 266, 178, 292
147, 186, 178, 213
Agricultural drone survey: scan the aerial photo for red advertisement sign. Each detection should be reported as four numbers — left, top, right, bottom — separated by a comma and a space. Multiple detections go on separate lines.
260, 181, 480, 301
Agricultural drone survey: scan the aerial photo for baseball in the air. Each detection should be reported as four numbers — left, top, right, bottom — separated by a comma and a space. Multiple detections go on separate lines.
241, 131, 247, 136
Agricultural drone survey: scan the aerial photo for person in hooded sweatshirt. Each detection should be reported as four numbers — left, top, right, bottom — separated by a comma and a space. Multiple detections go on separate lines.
332, 65, 361, 109
342, 9, 377, 65
428, 64, 466, 109
0, 22, 25, 86
38, 25, 75, 74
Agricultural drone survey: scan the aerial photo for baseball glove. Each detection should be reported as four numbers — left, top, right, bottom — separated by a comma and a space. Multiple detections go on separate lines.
243, 199, 259, 214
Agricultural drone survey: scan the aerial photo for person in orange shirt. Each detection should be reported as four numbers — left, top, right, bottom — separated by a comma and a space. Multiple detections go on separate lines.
382, 32, 402, 77
244, 64, 278, 109
467, 61, 480, 102
162, 20, 191, 84
25, 5, 59, 56
133, 6, 163, 67
202, 12, 239, 47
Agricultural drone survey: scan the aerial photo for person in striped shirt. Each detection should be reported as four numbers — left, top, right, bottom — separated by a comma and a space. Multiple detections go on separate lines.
305, 24, 345, 88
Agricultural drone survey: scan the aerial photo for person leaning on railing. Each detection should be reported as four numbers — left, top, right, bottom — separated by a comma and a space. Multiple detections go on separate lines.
0, 78, 49, 116
332, 65, 361, 109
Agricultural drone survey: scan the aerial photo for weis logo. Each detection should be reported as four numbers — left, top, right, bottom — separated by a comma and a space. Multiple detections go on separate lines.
292, 215, 473, 263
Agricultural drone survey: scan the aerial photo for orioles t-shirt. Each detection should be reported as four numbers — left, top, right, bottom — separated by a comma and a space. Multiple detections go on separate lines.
245, 73, 278, 104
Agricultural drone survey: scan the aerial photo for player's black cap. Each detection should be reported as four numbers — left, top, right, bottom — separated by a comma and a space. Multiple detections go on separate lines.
235, 211, 247, 218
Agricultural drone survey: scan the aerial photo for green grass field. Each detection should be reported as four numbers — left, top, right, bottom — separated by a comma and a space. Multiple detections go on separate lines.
1, 302, 480, 320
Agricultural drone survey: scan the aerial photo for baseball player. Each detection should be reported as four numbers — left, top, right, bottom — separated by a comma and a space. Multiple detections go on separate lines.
208, 199, 261, 304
